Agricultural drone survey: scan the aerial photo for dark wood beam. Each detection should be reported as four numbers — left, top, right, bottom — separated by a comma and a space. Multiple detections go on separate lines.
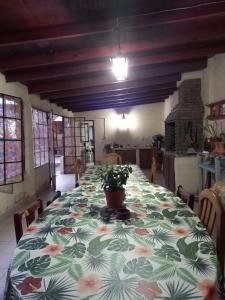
0, 1, 225, 47
52, 87, 176, 105
44, 79, 179, 100
42, 74, 180, 100
63, 97, 166, 112
6, 44, 225, 82
28, 59, 206, 94
1, 17, 225, 71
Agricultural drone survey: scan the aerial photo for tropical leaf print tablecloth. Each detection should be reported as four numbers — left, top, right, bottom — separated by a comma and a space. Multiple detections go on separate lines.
7, 165, 218, 299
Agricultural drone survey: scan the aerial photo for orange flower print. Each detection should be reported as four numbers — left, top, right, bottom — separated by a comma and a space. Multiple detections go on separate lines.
174, 227, 189, 236
16, 277, 42, 295
198, 280, 219, 300
135, 246, 155, 257
78, 203, 87, 208
161, 202, 173, 208
96, 225, 112, 234
78, 274, 103, 294
43, 244, 64, 256
134, 228, 149, 236
25, 225, 38, 234
136, 280, 161, 300
132, 203, 144, 208
136, 212, 146, 219
70, 211, 81, 218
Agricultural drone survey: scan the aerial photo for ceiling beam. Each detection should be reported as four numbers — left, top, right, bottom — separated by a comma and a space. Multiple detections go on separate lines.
51, 82, 177, 103
63, 97, 166, 112
43, 78, 179, 100
52, 88, 176, 105
1, 18, 225, 71
0, 1, 225, 47
6, 44, 225, 82
28, 59, 206, 94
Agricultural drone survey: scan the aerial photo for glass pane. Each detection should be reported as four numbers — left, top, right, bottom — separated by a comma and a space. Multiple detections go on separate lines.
32, 109, 39, 123
41, 152, 45, 164
0, 96, 3, 117
0, 163, 4, 184
43, 113, 47, 124
5, 119, 21, 139
0, 117, 3, 138
0, 141, 4, 163
65, 147, 75, 156
5, 141, 22, 162
6, 162, 22, 184
38, 111, 43, 123
5, 97, 21, 118
32, 124, 39, 138
44, 151, 49, 163
40, 139, 45, 151
35, 152, 41, 167
43, 125, 48, 138
44, 139, 48, 150
34, 139, 40, 152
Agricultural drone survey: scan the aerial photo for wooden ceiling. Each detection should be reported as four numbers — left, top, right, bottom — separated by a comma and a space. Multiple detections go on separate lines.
1, 0, 225, 111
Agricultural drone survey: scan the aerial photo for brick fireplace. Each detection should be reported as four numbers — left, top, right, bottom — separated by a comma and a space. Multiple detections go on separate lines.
165, 79, 204, 155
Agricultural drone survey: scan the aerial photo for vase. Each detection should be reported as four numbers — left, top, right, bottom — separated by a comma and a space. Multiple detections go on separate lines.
213, 141, 225, 155
104, 189, 125, 209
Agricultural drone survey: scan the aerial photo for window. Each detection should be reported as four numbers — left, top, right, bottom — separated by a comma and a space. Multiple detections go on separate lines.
0, 94, 23, 185
32, 108, 49, 168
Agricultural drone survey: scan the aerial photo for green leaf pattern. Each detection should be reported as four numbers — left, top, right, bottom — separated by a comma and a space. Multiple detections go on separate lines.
8, 165, 217, 299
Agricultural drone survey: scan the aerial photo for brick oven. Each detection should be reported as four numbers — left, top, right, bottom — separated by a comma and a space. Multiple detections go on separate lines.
165, 79, 204, 155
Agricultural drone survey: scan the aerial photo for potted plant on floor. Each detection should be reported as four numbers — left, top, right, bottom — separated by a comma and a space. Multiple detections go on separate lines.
99, 165, 132, 209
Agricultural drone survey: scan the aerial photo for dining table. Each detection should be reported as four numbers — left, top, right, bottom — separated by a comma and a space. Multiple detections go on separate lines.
5, 165, 218, 299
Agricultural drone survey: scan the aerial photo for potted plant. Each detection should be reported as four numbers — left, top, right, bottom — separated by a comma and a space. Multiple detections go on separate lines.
203, 120, 225, 154
98, 165, 132, 209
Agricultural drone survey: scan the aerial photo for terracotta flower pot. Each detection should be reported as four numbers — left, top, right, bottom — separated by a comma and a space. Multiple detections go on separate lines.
213, 141, 225, 155
104, 189, 125, 209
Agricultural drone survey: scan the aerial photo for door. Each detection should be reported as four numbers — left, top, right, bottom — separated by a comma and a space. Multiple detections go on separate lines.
47, 111, 56, 189
63, 117, 87, 174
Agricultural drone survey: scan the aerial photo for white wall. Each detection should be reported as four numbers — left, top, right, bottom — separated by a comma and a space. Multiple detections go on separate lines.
0, 73, 73, 216
74, 102, 165, 162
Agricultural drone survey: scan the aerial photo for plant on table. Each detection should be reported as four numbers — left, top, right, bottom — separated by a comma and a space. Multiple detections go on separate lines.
203, 119, 225, 155
98, 165, 132, 209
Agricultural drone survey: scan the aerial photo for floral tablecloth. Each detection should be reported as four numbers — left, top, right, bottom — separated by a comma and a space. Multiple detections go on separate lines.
6, 165, 218, 299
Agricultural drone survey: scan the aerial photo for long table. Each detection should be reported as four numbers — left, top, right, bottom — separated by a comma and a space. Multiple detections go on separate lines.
6, 165, 218, 299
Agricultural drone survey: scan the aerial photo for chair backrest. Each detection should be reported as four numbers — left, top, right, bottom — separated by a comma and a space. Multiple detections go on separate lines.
199, 188, 225, 279
149, 156, 157, 183
102, 153, 122, 165
14, 199, 43, 243
176, 185, 195, 210
74, 159, 82, 183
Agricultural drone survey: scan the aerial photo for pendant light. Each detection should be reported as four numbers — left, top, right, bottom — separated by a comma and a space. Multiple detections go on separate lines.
111, 18, 128, 81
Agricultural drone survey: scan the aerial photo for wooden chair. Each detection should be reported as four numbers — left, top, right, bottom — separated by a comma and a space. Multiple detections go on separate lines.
149, 156, 157, 183
199, 188, 225, 286
176, 185, 195, 210
102, 152, 122, 165
74, 159, 82, 187
14, 199, 43, 243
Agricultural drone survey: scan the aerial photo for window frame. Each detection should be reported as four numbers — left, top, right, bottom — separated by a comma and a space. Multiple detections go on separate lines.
0, 93, 24, 186
32, 107, 49, 169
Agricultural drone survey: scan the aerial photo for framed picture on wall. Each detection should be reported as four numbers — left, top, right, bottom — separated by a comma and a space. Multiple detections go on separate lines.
80, 122, 89, 142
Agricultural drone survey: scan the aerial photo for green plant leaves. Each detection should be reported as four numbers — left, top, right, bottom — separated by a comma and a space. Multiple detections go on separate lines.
162, 209, 178, 219
63, 243, 86, 258
176, 267, 197, 285
123, 257, 153, 278
155, 245, 181, 261
200, 242, 216, 255
88, 236, 112, 256
107, 239, 135, 251
68, 263, 83, 280
18, 238, 48, 250
150, 264, 176, 280
177, 237, 199, 260
11, 251, 30, 270
18, 255, 51, 275
55, 218, 76, 226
